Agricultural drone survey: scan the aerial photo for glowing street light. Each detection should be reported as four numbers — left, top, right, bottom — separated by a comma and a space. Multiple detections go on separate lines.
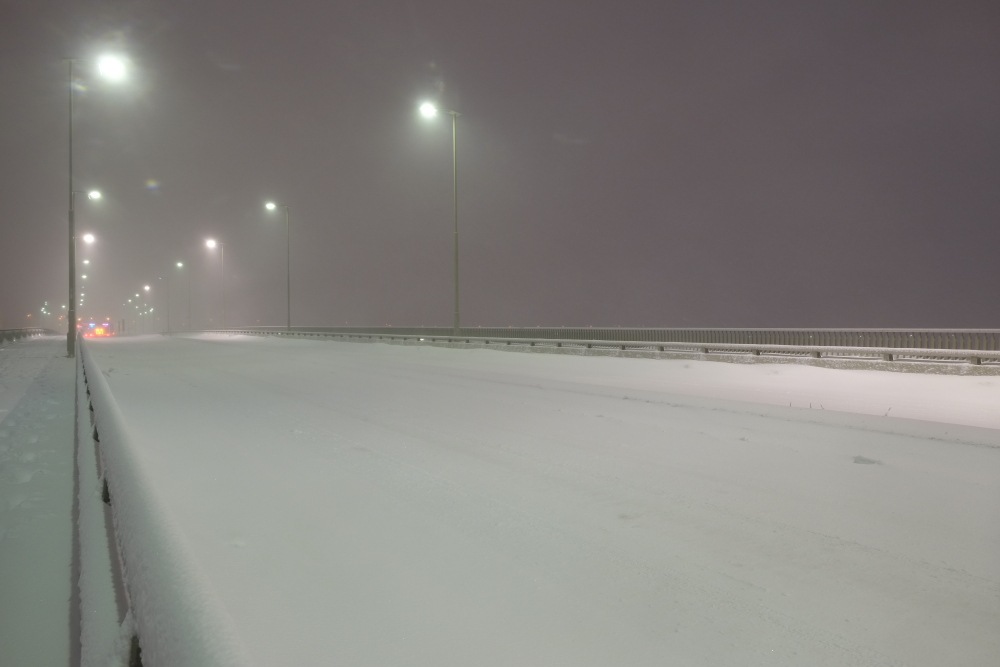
206, 238, 226, 328
96, 55, 128, 82
418, 100, 462, 334
87, 190, 102, 200
67, 53, 129, 357
264, 201, 292, 329
173, 261, 190, 331
419, 102, 438, 119
82, 233, 95, 244
144, 285, 150, 291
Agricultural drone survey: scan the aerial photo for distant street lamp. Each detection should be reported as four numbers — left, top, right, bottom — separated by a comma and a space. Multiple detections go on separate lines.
265, 201, 292, 329
206, 239, 226, 328
175, 261, 190, 331
419, 101, 461, 335
67, 54, 128, 357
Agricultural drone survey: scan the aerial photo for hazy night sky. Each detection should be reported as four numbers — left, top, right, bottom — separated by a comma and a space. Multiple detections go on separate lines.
1, 0, 998, 330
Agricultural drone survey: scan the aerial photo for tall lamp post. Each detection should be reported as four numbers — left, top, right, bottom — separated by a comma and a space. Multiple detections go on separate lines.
67, 54, 127, 357
68, 191, 101, 350
206, 239, 225, 328
419, 101, 461, 335
265, 201, 291, 329
143, 285, 151, 332
174, 262, 190, 331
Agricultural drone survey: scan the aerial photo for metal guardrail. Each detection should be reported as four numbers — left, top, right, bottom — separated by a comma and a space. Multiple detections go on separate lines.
200, 326, 1000, 350
0, 327, 52, 342
200, 327, 1000, 366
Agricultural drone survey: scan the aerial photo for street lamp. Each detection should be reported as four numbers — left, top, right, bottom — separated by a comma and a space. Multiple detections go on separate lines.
175, 261, 190, 331
67, 53, 127, 357
96, 55, 127, 82
82, 233, 95, 244
265, 201, 291, 329
418, 101, 461, 335
206, 239, 226, 328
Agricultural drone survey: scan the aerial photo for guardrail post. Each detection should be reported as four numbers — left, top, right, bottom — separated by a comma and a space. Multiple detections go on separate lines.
882, 353, 894, 361
969, 356, 982, 365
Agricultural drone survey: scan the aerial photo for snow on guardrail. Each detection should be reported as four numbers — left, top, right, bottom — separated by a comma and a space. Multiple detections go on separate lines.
80, 340, 251, 667
201, 328, 1000, 373
76, 354, 126, 666
0, 327, 51, 342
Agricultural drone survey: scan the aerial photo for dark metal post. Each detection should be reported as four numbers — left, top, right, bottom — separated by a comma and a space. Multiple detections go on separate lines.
221, 243, 226, 329
67, 60, 76, 356
451, 111, 459, 336
166, 275, 171, 334
285, 206, 290, 330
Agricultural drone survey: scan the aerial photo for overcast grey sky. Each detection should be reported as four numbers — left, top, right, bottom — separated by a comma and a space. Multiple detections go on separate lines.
1, 0, 998, 330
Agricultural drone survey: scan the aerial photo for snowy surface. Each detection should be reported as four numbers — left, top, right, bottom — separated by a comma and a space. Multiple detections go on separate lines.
81, 342, 251, 667
0, 337, 76, 665
86, 333, 1000, 666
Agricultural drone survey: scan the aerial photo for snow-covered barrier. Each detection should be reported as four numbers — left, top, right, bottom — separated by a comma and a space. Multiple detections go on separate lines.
80, 340, 251, 667
0, 326, 50, 342
76, 356, 128, 666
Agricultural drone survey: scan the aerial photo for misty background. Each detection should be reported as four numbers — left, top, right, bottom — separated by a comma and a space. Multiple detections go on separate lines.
1, 0, 998, 330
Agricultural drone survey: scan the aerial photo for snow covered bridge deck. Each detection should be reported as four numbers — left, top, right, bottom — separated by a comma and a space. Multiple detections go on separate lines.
75, 334, 1000, 665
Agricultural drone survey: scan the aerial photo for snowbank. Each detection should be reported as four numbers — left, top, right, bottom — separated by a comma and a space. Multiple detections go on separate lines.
80, 340, 250, 667
76, 354, 126, 667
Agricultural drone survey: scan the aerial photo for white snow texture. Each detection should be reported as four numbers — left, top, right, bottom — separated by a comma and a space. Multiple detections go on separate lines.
76, 333, 999, 666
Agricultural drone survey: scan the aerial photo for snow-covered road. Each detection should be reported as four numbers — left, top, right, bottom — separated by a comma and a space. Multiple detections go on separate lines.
87, 334, 1000, 666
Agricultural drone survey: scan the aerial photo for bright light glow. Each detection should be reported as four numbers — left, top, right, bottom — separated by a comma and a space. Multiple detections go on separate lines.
82, 233, 95, 244
83, 259, 90, 264
206, 239, 217, 249
128, 299, 132, 303
144, 285, 150, 291
177, 262, 184, 267
82, 275, 87, 279
419, 102, 438, 119
97, 55, 127, 82
265, 202, 277, 211
88, 190, 102, 200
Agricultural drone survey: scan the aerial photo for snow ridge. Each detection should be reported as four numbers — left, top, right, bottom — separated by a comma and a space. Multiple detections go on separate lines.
80, 341, 251, 667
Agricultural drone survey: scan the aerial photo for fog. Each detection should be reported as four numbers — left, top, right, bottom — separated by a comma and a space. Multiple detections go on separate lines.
2, 1, 998, 330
